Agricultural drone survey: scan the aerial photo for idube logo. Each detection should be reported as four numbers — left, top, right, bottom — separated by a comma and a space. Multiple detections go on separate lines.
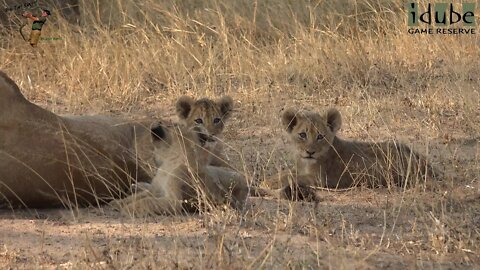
407, 2, 476, 35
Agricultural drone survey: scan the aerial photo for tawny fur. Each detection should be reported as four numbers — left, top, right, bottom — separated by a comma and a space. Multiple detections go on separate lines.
0, 70, 154, 208
175, 96, 234, 168
257, 108, 438, 201
112, 123, 248, 216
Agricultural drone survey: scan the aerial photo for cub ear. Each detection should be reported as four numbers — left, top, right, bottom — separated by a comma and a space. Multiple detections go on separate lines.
176, 96, 195, 120
326, 108, 342, 133
281, 108, 298, 133
218, 96, 234, 119
151, 123, 167, 142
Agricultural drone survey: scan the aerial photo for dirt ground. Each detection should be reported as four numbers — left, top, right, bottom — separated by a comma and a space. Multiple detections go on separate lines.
0, 92, 479, 269
1, 0, 479, 268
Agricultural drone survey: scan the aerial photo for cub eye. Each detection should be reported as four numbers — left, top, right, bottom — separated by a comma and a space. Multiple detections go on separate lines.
194, 118, 203, 124
298, 132, 307, 139
317, 134, 325, 141
213, 117, 221, 124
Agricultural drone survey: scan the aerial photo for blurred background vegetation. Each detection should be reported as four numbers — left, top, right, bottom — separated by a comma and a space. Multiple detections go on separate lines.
0, 0, 478, 121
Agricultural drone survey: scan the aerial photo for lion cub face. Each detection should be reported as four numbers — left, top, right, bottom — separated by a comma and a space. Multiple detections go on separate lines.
282, 108, 342, 162
175, 96, 233, 151
150, 122, 211, 168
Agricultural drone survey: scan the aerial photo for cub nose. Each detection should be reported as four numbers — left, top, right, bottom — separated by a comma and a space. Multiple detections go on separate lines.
306, 150, 315, 156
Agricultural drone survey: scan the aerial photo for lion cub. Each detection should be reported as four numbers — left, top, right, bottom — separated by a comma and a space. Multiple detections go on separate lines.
176, 96, 233, 168
262, 108, 437, 200
113, 122, 248, 215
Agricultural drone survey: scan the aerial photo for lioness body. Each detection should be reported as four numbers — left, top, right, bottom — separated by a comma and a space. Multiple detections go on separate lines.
113, 123, 248, 215
0, 71, 153, 208
262, 108, 436, 200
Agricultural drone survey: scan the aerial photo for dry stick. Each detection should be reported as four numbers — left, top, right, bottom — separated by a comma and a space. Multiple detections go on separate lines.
0, 189, 18, 212
133, 124, 140, 197
247, 194, 288, 268
57, 120, 151, 208
361, 210, 387, 263
308, 186, 356, 192
216, 223, 226, 266
59, 123, 80, 213
84, 233, 107, 270
0, 183, 31, 212
247, 222, 278, 269
423, 141, 430, 189
63, 132, 105, 209
388, 154, 414, 238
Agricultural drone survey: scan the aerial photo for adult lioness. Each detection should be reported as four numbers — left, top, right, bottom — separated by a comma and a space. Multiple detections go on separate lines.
112, 122, 248, 216
258, 108, 438, 200
0, 70, 153, 208
176, 96, 233, 168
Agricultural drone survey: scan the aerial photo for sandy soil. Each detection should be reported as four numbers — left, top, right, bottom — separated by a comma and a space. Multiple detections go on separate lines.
0, 93, 479, 269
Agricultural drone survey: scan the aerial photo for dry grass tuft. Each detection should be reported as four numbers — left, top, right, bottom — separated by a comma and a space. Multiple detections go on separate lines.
0, 0, 479, 268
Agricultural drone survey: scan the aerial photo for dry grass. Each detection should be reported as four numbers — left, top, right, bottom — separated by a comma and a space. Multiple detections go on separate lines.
0, 0, 479, 268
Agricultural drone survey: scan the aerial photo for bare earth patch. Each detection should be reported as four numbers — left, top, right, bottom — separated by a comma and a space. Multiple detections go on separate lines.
1, 0, 479, 268
0, 96, 478, 268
